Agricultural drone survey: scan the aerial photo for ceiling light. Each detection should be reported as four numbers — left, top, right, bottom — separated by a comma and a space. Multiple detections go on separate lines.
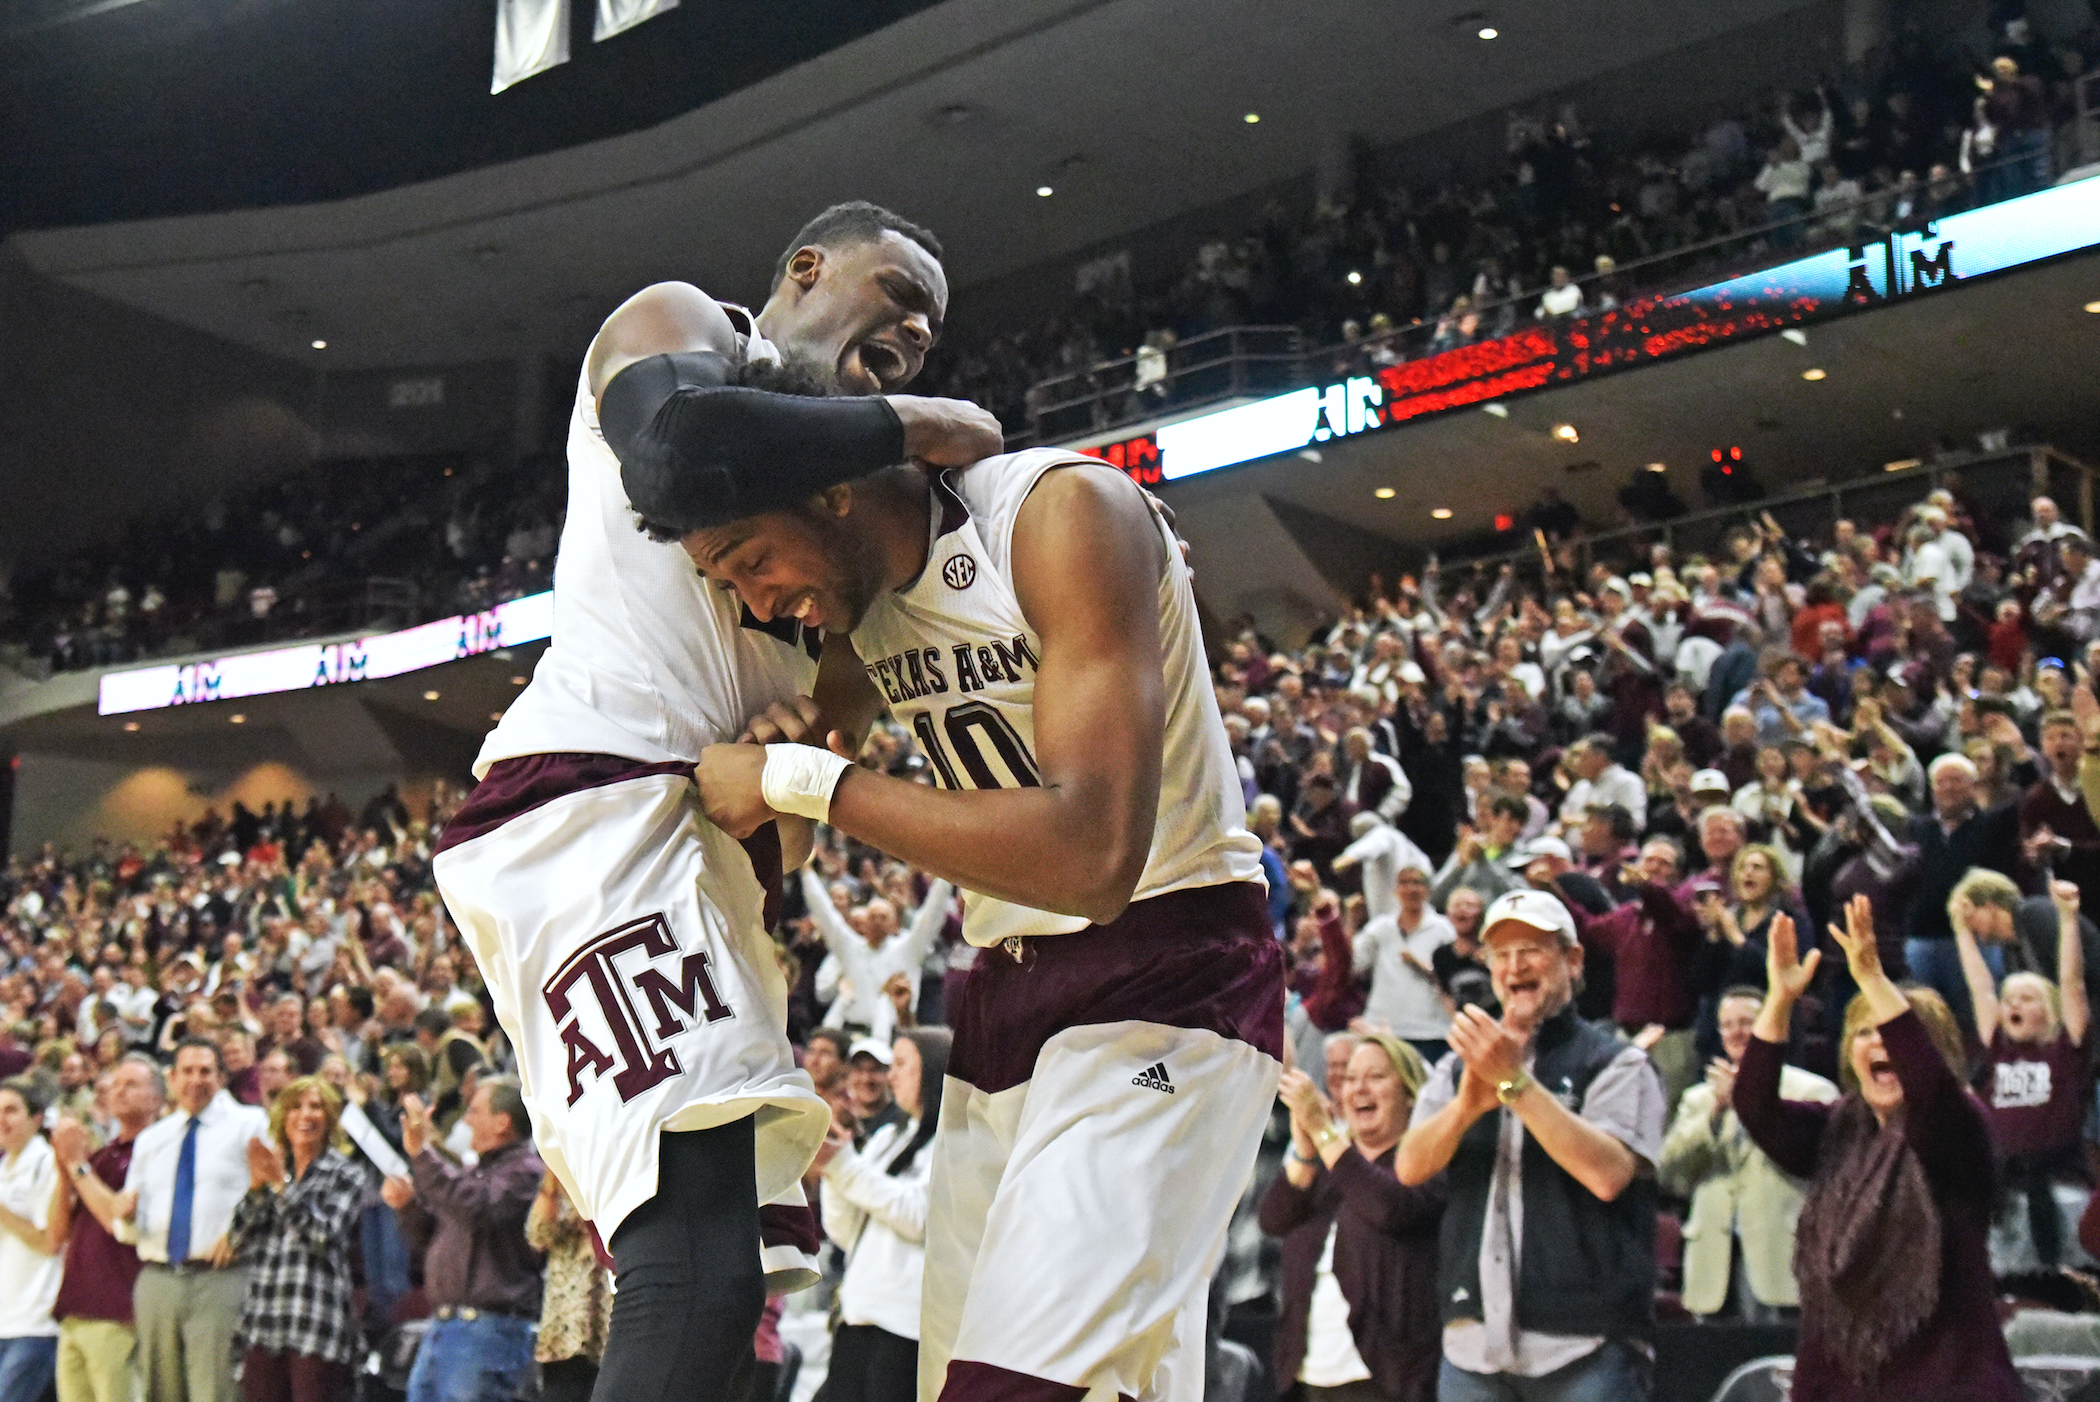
1801, 367, 1827, 381
1781, 328, 1809, 346
123, 721, 140, 732
1478, 25, 1498, 38
1884, 457, 1923, 472
1035, 185, 1053, 197
424, 690, 441, 701
229, 714, 246, 724
1243, 112, 1261, 124
1374, 487, 1397, 499
1431, 507, 1454, 519
1482, 402, 1509, 418
310, 339, 327, 350
1551, 423, 1579, 443
1346, 270, 1363, 285
509, 675, 527, 686
2085, 300, 2100, 313
1646, 462, 1667, 472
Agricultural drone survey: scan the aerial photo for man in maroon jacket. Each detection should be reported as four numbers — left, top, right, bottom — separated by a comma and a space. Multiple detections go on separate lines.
49, 1056, 165, 1402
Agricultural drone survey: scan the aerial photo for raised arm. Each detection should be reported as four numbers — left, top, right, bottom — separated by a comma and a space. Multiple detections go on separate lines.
1948, 894, 2002, 1045
811, 466, 1170, 925
2055, 880, 2089, 1047
899, 880, 955, 969
798, 868, 859, 958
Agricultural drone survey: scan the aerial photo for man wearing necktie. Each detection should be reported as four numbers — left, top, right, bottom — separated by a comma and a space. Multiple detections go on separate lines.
115, 1039, 269, 1402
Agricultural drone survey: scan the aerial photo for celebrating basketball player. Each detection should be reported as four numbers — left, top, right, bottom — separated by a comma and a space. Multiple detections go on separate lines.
687, 443, 1285, 1402
432, 202, 1001, 1402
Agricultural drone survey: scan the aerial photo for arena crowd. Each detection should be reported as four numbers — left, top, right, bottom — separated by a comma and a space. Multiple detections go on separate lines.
4, 7, 2091, 678
4, 461, 2100, 1402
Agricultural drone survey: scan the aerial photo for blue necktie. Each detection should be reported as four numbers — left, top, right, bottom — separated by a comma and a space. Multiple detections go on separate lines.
166, 1117, 200, 1264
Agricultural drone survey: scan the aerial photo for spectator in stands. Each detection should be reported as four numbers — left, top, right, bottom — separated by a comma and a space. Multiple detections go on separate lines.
1902, 752, 2023, 1032
1262, 1034, 1444, 1402
0, 1078, 61, 1402
48, 1056, 161, 1402
1428, 798, 1526, 909
1738, 899, 2021, 1402
1661, 985, 1837, 1321
380, 1081, 542, 1402
228, 1076, 364, 1402
1353, 864, 1456, 1065
1399, 889, 1663, 1401
1533, 267, 1583, 321
1571, 839, 1703, 1105
123, 1038, 269, 1402
843, 1041, 902, 1143
817, 1028, 949, 1402
2022, 710, 2100, 894
1979, 56, 2051, 199
1753, 138, 1813, 244
526, 1172, 611, 1402
1956, 875, 2090, 1271
1558, 734, 1647, 832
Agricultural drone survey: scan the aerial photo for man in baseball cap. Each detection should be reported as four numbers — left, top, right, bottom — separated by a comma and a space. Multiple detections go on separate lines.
1398, 887, 1666, 1394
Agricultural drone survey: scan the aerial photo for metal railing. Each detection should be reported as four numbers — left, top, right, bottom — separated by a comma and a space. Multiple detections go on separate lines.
1018, 144, 2074, 446
1023, 324, 1306, 442
1436, 444, 2093, 584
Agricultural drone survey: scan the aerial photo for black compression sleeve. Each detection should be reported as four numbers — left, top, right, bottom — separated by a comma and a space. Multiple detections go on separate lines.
600, 352, 907, 534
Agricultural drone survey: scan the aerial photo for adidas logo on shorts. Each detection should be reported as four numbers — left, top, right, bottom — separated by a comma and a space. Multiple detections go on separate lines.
1131, 1062, 1175, 1094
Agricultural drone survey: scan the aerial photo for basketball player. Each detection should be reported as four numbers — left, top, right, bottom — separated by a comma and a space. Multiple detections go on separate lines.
686, 445, 1285, 1402
431, 202, 1001, 1402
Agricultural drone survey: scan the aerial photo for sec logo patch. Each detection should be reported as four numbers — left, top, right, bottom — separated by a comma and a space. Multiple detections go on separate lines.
942, 555, 977, 590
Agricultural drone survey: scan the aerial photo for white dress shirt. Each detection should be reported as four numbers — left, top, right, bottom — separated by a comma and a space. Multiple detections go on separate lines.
802, 871, 954, 1043
122, 1091, 270, 1263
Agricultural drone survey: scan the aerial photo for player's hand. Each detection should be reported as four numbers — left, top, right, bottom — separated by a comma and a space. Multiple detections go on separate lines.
739, 697, 823, 747
695, 743, 778, 840
887, 396, 1004, 467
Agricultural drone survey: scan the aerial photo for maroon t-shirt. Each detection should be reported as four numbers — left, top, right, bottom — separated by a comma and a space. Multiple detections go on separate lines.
54, 1138, 141, 1324
1983, 1029, 2089, 1160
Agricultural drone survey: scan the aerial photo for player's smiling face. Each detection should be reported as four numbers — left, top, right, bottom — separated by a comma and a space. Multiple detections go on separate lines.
684, 498, 879, 636
774, 231, 948, 394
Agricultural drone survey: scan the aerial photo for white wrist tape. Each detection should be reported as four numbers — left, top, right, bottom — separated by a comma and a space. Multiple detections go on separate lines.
759, 745, 853, 822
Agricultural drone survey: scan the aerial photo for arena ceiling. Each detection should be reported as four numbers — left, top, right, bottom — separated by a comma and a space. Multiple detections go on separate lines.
9, 0, 1823, 368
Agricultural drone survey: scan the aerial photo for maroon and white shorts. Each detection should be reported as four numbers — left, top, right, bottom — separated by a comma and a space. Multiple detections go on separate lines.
434, 753, 828, 1276
921, 882, 1283, 1402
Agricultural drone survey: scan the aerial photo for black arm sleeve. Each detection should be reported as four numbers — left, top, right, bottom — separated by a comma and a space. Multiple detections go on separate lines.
600, 352, 908, 534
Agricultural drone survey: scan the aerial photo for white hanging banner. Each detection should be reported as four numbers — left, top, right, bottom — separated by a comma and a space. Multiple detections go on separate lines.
492, 0, 571, 94
594, 0, 677, 41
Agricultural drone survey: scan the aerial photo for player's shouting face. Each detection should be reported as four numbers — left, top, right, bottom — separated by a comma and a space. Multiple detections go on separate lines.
772, 230, 948, 394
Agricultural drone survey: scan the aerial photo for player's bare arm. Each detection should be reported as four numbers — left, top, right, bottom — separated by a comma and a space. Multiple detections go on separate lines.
588, 282, 1002, 540
699, 465, 1168, 925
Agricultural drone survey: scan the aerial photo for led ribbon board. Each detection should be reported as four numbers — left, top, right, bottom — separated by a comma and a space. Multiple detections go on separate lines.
1080, 175, 2100, 485
97, 591, 555, 715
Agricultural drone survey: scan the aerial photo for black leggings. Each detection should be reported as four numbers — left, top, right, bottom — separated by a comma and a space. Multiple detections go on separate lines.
820, 1325, 918, 1402
591, 1120, 763, 1402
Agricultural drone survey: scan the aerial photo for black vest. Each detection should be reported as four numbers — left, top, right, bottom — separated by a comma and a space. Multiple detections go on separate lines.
1437, 1008, 1658, 1342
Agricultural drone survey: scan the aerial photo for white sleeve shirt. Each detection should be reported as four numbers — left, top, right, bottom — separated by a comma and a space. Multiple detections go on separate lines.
123, 1091, 270, 1262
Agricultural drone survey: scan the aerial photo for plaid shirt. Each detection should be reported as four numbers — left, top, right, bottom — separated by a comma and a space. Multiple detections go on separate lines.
229, 1148, 365, 1364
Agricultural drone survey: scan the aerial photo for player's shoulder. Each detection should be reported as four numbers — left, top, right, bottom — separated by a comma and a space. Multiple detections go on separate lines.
586, 282, 742, 398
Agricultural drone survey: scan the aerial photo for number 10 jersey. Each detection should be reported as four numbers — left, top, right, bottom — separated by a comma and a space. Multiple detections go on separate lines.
847, 449, 1265, 949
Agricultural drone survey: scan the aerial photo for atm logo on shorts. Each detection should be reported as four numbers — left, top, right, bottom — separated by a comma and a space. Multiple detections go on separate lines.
543, 913, 736, 1106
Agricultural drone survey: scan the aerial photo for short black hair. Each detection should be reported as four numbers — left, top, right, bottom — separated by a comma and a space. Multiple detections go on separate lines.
413, 1008, 452, 1038
771, 201, 943, 291
173, 1036, 227, 1077
1488, 794, 1530, 825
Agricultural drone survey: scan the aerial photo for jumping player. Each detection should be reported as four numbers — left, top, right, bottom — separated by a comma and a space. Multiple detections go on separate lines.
431, 203, 1001, 1402
687, 445, 1285, 1402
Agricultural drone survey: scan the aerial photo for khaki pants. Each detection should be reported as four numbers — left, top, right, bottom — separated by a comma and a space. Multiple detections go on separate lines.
133, 1266, 246, 1402
56, 1318, 138, 1402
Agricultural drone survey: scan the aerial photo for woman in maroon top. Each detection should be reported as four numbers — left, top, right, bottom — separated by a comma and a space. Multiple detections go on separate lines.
1736, 895, 2021, 1402
1260, 1034, 1444, 1402
1955, 874, 2090, 1268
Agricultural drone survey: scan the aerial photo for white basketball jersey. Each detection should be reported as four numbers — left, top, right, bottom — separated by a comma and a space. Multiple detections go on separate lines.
477, 304, 820, 775
849, 449, 1265, 948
